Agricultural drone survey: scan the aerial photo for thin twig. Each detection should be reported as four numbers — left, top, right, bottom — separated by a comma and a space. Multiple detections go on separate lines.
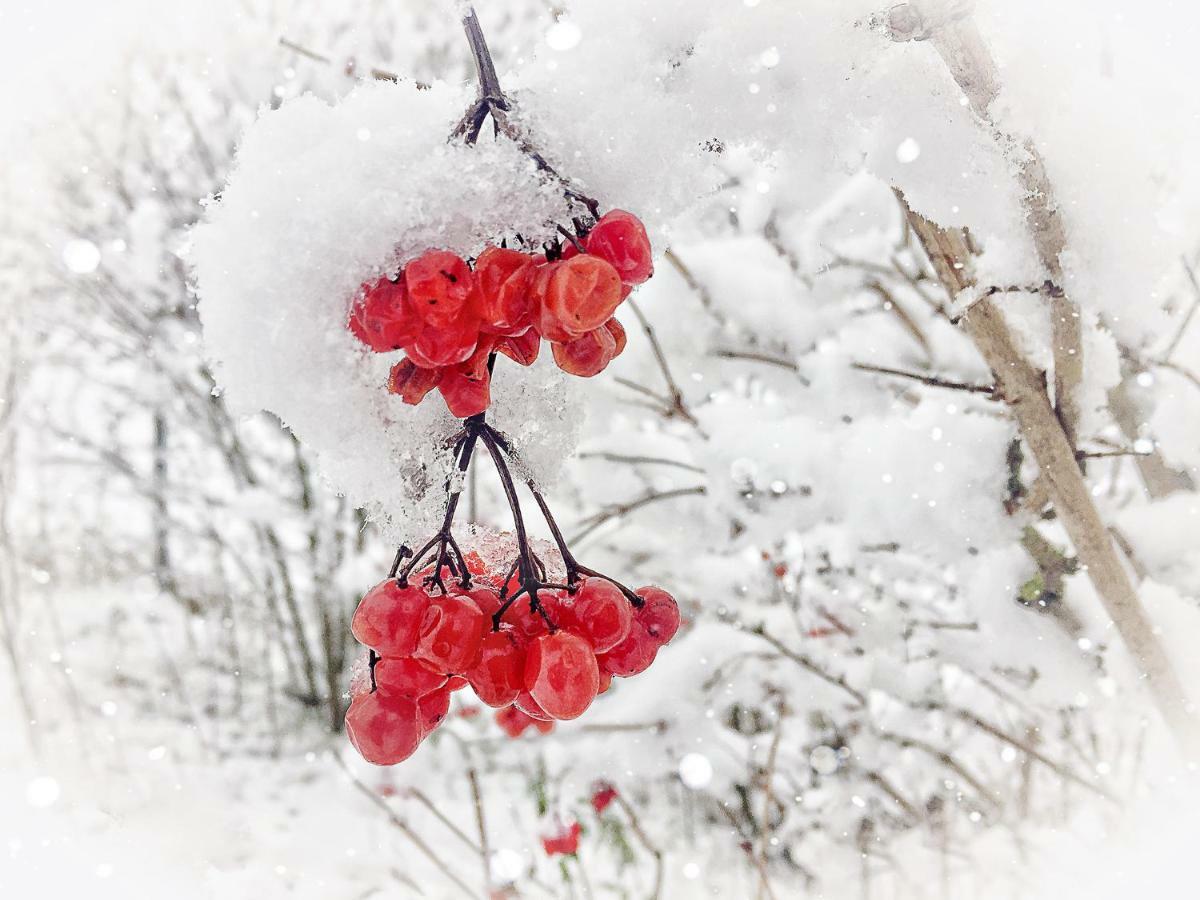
738, 623, 867, 708
626, 298, 704, 430
570, 486, 707, 543
612, 790, 665, 900
332, 754, 477, 898
1164, 255, 1200, 360
406, 787, 484, 856
577, 451, 705, 474
851, 362, 996, 397
467, 768, 491, 895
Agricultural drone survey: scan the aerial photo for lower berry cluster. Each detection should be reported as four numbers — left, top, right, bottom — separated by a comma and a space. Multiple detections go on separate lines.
347, 554, 679, 765
348, 210, 653, 418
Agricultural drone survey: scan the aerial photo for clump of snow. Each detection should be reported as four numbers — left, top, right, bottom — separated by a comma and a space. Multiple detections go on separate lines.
192, 80, 582, 533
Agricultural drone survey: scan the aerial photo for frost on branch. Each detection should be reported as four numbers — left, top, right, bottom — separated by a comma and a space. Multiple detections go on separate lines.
193, 80, 579, 534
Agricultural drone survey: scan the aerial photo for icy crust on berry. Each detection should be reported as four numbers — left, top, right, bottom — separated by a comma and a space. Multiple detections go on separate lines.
193, 79, 579, 522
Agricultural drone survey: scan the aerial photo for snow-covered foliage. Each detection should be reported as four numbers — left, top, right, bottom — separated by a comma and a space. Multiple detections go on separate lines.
5, 0, 1200, 898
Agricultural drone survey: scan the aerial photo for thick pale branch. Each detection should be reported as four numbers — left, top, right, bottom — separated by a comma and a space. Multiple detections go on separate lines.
898, 193, 1200, 757
890, 3, 1084, 445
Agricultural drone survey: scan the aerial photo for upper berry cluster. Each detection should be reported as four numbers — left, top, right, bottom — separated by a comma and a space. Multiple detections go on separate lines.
347, 210, 653, 418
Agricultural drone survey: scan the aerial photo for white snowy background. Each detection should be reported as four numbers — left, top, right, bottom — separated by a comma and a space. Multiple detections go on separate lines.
3, 0, 1200, 897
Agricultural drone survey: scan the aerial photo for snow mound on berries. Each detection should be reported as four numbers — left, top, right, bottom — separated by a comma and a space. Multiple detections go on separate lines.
193, 80, 577, 530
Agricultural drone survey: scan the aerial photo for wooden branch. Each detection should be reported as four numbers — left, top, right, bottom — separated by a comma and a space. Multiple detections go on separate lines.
896, 192, 1200, 756
890, 4, 1084, 445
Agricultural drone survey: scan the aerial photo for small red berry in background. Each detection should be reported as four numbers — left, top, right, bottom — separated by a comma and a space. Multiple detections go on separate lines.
590, 782, 618, 814
495, 704, 554, 738
541, 821, 582, 856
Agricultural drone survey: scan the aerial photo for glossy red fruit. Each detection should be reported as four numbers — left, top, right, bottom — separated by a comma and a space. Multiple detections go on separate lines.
585, 210, 654, 285
530, 261, 572, 343
466, 627, 527, 708
525, 631, 600, 721
495, 704, 555, 738
445, 675, 469, 691
413, 594, 487, 673
591, 782, 618, 813
507, 596, 552, 638
597, 670, 613, 694
542, 255, 624, 338
597, 622, 658, 677
458, 585, 502, 618
605, 318, 627, 356
438, 366, 489, 417
472, 247, 536, 336
405, 313, 480, 369
496, 328, 541, 366
636, 586, 681, 644
388, 358, 443, 405
438, 337, 493, 417
541, 821, 582, 856
514, 689, 553, 722
405, 250, 478, 328
348, 278, 420, 352
419, 687, 452, 735
373, 658, 448, 699
345, 692, 423, 765
570, 578, 633, 653
552, 324, 618, 377
351, 580, 429, 656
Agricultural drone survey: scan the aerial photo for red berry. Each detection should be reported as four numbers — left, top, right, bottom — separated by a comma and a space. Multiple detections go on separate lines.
530, 261, 573, 343
438, 338, 493, 417
541, 821, 582, 856
506, 596, 552, 638
598, 670, 613, 694
445, 675, 469, 691
597, 621, 657, 677
413, 594, 487, 673
345, 692, 423, 765
419, 687, 452, 735
457, 584, 502, 617
514, 689, 553, 721
496, 328, 541, 366
472, 246, 536, 336
591, 782, 618, 813
348, 278, 420, 352
351, 580, 429, 656
373, 657, 448, 699
552, 324, 618, 377
405, 250, 478, 328
406, 313, 480, 369
605, 317, 627, 356
570, 578, 633, 653
636, 586, 681, 644
388, 358, 443, 405
466, 626, 527, 708
524, 631, 600, 720
542, 255, 624, 338
585, 210, 653, 285
495, 704, 554, 738
438, 367, 490, 417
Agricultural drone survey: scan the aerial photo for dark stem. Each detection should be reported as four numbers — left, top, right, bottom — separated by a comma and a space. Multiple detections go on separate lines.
485, 424, 644, 608
462, 8, 506, 103
397, 421, 482, 590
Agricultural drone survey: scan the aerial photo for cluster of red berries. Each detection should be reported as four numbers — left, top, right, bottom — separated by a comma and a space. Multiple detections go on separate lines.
347, 210, 654, 418
345, 555, 679, 766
